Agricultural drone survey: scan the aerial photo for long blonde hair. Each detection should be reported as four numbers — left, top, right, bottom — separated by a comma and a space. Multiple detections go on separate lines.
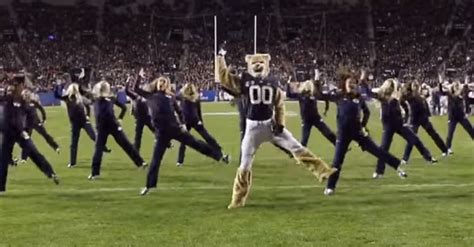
65, 83, 83, 103
92, 81, 113, 98
377, 79, 401, 100
180, 83, 199, 102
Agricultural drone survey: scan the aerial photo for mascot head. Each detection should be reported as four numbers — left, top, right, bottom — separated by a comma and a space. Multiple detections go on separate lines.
93, 80, 113, 98
245, 53, 271, 78
181, 83, 199, 102
298, 80, 315, 96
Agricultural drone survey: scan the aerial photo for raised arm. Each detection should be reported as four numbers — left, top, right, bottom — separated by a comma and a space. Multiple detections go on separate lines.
216, 53, 241, 95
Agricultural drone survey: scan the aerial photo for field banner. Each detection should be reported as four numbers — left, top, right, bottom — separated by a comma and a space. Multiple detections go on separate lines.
200, 90, 217, 102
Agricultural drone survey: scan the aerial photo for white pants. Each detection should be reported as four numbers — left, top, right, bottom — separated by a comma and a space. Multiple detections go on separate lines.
240, 118, 305, 171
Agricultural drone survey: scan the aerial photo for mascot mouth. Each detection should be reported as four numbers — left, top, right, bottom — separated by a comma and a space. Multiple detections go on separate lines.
253, 66, 264, 73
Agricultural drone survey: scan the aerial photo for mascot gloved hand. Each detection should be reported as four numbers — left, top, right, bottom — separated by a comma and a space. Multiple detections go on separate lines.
272, 123, 284, 135
218, 41, 227, 57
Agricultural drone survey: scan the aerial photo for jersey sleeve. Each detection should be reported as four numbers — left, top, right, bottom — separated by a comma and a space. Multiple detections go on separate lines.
33, 101, 47, 122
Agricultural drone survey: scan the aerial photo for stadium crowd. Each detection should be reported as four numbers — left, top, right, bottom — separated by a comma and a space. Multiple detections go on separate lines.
0, 0, 472, 92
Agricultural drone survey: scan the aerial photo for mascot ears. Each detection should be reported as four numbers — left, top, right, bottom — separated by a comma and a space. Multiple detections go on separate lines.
245, 54, 271, 63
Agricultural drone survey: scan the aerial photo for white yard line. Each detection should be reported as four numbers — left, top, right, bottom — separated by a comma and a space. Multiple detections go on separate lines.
8, 183, 474, 194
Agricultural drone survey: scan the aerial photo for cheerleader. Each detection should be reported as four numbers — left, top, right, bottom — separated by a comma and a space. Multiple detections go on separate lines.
88, 80, 146, 180
324, 72, 406, 195
400, 80, 449, 164
54, 78, 110, 168
176, 83, 224, 167
18, 89, 60, 163
130, 76, 229, 196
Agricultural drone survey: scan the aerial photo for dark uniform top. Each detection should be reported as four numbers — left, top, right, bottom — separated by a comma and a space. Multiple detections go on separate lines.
439, 84, 466, 121
24, 101, 46, 129
447, 95, 466, 121
336, 96, 370, 131
54, 85, 90, 124
93, 97, 127, 129
298, 95, 327, 122
0, 96, 27, 136
240, 72, 279, 121
402, 96, 430, 124
125, 87, 151, 121
136, 89, 184, 131
180, 99, 203, 125
380, 98, 404, 128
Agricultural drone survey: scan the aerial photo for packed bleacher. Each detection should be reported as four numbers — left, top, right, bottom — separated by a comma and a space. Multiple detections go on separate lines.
0, 0, 472, 93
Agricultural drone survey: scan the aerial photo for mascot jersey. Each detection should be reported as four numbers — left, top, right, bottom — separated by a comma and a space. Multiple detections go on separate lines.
240, 72, 279, 121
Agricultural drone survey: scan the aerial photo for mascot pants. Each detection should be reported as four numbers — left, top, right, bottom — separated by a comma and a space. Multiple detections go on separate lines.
134, 117, 155, 153
446, 117, 474, 149
177, 121, 221, 164
300, 117, 336, 147
91, 124, 144, 176
403, 119, 448, 162
376, 125, 432, 174
21, 124, 59, 160
146, 127, 223, 188
239, 114, 292, 162
70, 121, 98, 166
327, 129, 401, 190
240, 119, 304, 171
1, 132, 56, 192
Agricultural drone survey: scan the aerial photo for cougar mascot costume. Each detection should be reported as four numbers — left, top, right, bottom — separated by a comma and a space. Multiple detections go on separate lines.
217, 49, 336, 209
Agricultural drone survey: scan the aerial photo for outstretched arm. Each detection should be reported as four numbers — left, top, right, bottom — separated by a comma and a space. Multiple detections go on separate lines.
133, 78, 153, 98
33, 101, 47, 123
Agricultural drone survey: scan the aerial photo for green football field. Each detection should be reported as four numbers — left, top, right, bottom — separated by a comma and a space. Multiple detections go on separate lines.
1, 102, 473, 246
